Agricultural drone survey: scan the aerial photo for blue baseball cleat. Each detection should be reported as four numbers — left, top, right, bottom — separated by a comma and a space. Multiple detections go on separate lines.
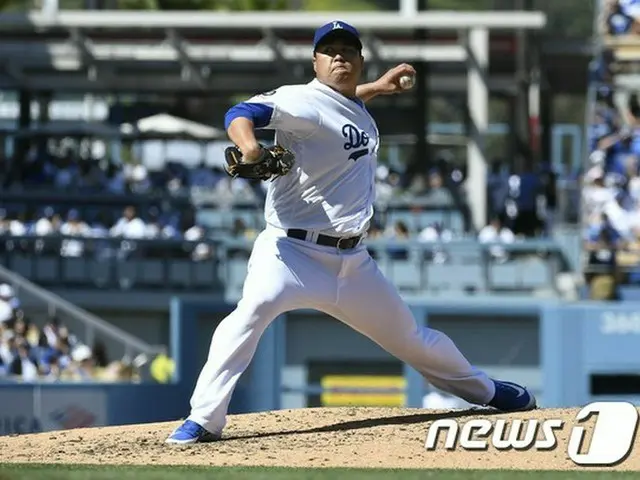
165, 420, 219, 445
487, 380, 537, 412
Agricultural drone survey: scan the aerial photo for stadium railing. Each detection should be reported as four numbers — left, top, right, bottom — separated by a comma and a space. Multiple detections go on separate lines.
0, 262, 165, 359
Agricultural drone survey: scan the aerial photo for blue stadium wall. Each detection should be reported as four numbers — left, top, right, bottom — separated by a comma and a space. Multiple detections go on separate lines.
1, 296, 640, 436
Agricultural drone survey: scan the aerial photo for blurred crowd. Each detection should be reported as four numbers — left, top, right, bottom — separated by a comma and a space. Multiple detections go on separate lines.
0, 143, 555, 266
0, 125, 560, 273
582, 10, 640, 299
0, 146, 262, 202
0, 204, 222, 262
0, 283, 137, 383
0, 284, 176, 383
368, 216, 524, 265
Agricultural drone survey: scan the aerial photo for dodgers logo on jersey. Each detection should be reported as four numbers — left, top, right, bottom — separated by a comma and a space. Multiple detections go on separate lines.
342, 123, 369, 162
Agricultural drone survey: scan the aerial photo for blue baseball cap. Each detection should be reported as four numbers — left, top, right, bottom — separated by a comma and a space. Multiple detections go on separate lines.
313, 20, 362, 52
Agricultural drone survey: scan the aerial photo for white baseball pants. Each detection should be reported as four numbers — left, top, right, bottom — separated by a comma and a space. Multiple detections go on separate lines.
187, 225, 495, 435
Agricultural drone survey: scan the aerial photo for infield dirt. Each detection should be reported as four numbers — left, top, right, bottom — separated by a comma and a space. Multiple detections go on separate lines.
0, 407, 638, 471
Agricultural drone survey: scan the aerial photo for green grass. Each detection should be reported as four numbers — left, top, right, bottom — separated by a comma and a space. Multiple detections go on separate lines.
0, 465, 636, 480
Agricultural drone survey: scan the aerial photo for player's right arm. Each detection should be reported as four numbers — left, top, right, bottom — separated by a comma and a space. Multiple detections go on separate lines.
224, 87, 319, 162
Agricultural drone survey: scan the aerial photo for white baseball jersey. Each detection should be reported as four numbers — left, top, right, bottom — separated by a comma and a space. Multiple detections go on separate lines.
245, 79, 380, 236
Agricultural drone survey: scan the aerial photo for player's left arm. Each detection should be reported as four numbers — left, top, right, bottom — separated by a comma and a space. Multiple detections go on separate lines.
356, 63, 417, 103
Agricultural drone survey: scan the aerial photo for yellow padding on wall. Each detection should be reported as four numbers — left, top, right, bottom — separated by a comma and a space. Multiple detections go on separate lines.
320, 375, 406, 407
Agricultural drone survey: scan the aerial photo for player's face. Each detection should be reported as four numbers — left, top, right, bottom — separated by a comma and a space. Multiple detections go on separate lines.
313, 37, 363, 95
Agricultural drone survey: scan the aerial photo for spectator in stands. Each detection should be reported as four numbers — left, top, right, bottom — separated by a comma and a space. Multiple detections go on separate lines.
584, 212, 624, 300
417, 222, 453, 265
487, 160, 509, 221
184, 223, 212, 261
53, 154, 79, 190
60, 209, 91, 258
24, 322, 41, 349
367, 221, 384, 240
508, 164, 543, 238
423, 168, 454, 206
0, 211, 27, 237
232, 218, 258, 242
42, 316, 60, 349
125, 164, 152, 195
41, 352, 62, 382
110, 206, 146, 239
9, 339, 40, 382
618, 0, 640, 34
104, 162, 126, 194
374, 165, 397, 204
0, 298, 13, 325
384, 220, 410, 260
12, 314, 27, 339
478, 216, 516, 264
57, 324, 78, 350
90, 211, 112, 238
32, 206, 59, 237
602, 0, 634, 35
583, 160, 616, 220
92, 341, 109, 369
189, 160, 219, 190
0, 283, 19, 310
53, 336, 73, 372
67, 344, 95, 381
144, 207, 178, 239
0, 330, 16, 367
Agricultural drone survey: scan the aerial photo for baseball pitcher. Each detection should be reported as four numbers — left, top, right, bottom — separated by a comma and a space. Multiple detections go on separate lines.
167, 20, 536, 445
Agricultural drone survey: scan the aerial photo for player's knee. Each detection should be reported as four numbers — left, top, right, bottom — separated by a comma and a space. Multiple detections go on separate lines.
403, 326, 450, 354
418, 327, 458, 354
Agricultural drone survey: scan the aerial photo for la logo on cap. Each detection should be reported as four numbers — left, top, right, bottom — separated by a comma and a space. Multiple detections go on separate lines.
332, 21, 342, 29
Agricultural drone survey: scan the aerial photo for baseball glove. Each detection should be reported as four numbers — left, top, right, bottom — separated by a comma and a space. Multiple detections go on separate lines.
223, 145, 295, 181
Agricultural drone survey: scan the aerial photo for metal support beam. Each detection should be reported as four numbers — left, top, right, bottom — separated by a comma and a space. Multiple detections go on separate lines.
166, 28, 207, 90
259, 27, 290, 76
0, 71, 520, 94
0, 41, 466, 64
0, 10, 547, 30
4, 64, 30, 90
466, 28, 489, 232
0, 40, 468, 65
361, 33, 383, 82
69, 27, 108, 84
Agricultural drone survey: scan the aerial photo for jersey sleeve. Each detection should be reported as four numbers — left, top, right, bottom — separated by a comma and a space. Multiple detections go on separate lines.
224, 86, 320, 138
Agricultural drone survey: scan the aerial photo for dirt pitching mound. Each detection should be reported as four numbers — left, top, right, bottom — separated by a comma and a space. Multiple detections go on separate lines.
0, 407, 638, 471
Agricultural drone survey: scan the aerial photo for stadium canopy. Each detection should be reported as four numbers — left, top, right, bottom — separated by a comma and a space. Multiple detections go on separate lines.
0, 10, 547, 93
0, 9, 547, 229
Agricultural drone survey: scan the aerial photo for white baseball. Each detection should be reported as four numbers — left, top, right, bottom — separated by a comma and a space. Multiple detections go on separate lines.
399, 75, 415, 89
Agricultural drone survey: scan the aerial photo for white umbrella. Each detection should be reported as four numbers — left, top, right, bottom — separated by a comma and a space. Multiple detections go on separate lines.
126, 113, 225, 140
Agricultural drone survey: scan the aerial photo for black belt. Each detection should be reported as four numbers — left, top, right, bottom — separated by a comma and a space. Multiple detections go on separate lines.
287, 229, 362, 250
